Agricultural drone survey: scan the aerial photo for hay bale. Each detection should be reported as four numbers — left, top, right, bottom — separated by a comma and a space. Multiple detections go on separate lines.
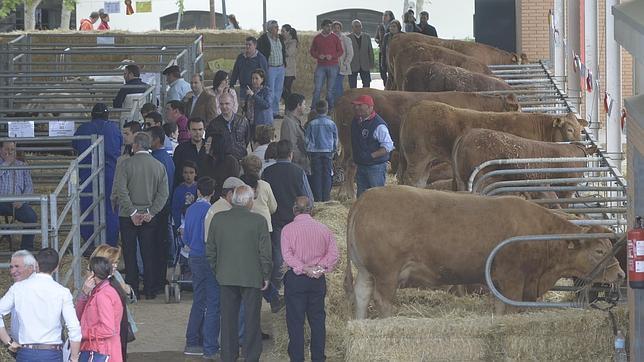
345, 308, 628, 361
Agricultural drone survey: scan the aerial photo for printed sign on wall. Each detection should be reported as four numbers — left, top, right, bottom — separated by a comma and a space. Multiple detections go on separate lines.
136, 1, 152, 13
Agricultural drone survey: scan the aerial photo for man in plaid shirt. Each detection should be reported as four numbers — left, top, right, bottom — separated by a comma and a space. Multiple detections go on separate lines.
0, 141, 36, 250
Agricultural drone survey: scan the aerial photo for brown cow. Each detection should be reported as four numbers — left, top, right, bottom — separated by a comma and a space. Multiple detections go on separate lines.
333, 88, 521, 199
402, 61, 513, 92
399, 101, 587, 188
344, 186, 624, 318
387, 39, 493, 90
393, 32, 529, 65
451, 129, 598, 200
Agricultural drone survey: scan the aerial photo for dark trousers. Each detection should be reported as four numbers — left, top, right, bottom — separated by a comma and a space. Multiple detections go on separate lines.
220, 285, 262, 362
378, 52, 387, 86
348, 70, 371, 88
186, 256, 220, 355
309, 152, 333, 202
284, 270, 327, 362
120, 216, 159, 295
282, 76, 296, 102
0, 202, 37, 250
155, 206, 171, 291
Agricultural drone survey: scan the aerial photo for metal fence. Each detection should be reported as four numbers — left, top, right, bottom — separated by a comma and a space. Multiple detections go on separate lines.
0, 135, 105, 291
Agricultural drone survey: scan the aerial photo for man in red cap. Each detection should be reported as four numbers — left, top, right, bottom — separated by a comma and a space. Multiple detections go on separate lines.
350, 95, 393, 197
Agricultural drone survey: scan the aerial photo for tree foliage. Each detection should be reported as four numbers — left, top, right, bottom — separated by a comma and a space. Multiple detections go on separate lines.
0, 0, 24, 17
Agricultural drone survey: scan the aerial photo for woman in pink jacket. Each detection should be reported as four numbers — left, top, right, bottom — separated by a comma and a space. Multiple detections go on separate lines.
76, 256, 127, 362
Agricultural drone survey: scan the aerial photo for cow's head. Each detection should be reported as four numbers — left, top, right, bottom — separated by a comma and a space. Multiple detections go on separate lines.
552, 114, 586, 142
501, 93, 521, 111
564, 225, 625, 284
571, 142, 598, 157
511, 53, 530, 64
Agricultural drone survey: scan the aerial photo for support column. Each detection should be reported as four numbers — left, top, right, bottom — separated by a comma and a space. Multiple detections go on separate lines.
606, 0, 622, 170
584, 0, 599, 140
567, 0, 582, 113
555, 0, 566, 82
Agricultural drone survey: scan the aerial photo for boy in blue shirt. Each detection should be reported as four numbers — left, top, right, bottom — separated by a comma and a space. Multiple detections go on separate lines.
183, 177, 219, 358
171, 160, 198, 232
305, 100, 338, 201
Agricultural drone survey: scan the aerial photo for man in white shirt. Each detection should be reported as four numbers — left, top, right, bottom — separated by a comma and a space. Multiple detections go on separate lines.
8, 250, 37, 344
0, 248, 81, 362
163, 65, 191, 102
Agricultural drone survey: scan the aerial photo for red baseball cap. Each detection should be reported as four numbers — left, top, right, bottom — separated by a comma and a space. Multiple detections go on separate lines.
351, 95, 374, 106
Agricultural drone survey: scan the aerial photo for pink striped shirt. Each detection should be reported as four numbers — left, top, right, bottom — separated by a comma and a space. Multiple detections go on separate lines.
281, 214, 339, 276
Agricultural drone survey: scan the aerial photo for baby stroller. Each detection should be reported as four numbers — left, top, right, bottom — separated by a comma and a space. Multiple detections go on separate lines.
165, 227, 192, 303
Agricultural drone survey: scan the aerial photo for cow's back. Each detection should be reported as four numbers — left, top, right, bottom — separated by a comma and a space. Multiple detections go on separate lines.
348, 186, 581, 284
402, 61, 512, 92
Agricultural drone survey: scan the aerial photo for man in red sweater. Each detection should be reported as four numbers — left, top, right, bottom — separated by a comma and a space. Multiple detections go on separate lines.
309, 19, 344, 111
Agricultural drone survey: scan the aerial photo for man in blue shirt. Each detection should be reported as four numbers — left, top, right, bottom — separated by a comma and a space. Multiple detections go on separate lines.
148, 126, 175, 294
73, 103, 123, 246
183, 176, 220, 359
163, 65, 191, 102
350, 95, 394, 198
230, 37, 269, 102
305, 100, 338, 202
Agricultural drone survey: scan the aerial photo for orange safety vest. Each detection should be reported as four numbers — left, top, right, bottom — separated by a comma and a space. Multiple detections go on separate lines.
80, 18, 93, 31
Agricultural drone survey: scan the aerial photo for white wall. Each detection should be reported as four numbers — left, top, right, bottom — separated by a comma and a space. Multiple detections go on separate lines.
76, 0, 474, 39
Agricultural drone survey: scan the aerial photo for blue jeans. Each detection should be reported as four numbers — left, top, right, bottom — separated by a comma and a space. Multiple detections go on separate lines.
284, 270, 327, 362
17, 349, 62, 361
312, 65, 339, 110
186, 256, 220, 355
309, 152, 334, 202
356, 163, 387, 198
267, 65, 285, 116
334, 73, 344, 100
348, 70, 372, 88
0, 202, 37, 250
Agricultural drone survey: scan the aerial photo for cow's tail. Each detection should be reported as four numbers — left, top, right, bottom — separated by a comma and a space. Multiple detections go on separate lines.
344, 205, 358, 309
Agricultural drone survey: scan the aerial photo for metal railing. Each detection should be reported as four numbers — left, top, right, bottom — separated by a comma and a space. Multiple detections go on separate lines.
0, 135, 105, 290
485, 232, 624, 309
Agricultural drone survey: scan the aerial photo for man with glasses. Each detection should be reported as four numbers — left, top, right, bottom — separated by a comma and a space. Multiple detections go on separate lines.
0, 141, 37, 251
113, 64, 149, 108
230, 37, 268, 102
143, 111, 163, 130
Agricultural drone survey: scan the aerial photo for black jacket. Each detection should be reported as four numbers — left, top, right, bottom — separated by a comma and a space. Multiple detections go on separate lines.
113, 78, 149, 108
257, 33, 287, 67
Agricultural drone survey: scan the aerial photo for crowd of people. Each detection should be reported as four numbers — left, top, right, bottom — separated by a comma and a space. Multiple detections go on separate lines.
0, 8, 433, 361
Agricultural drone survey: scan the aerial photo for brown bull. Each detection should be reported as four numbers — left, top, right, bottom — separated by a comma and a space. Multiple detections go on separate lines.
333, 88, 521, 199
451, 129, 598, 201
393, 32, 529, 65
387, 39, 493, 90
399, 101, 588, 188
344, 186, 624, 318
402, 61, 513, 92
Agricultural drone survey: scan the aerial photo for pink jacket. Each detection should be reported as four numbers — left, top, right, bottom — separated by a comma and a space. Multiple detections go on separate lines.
76, 281, 124, 362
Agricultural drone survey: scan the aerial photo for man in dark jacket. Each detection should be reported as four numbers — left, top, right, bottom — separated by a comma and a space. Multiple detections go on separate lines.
230, 37, 269, 102
173, 118, 208, 186
257, 20, 287, 118
417, 11, 438, 37
113, 64, 149, 108
206, 93, 250, 160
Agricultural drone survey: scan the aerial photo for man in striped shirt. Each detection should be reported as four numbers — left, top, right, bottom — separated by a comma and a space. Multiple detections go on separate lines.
280, 196, 339, 362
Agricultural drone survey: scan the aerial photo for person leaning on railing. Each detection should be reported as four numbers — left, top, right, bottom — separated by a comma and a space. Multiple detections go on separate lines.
0, 141, 37, 251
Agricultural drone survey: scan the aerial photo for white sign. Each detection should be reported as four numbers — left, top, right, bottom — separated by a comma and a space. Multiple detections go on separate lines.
8, 121, 34, 138
97, 37, 115, 46
48, 121, 75, 137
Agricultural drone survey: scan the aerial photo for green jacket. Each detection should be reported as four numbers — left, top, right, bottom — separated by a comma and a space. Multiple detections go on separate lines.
114, 151, 169, 217
206, 206, 272, 288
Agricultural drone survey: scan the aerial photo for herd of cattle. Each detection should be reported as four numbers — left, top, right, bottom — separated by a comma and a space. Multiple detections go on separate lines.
333, 33, 625, 319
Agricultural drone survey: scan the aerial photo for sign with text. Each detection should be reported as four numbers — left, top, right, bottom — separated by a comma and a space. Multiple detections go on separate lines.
8, 121, 34, 138
104, 1, 120, 14
48, 121, 75, 137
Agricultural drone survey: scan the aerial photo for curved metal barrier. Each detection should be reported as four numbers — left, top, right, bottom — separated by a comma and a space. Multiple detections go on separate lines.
484, 232, 624, 309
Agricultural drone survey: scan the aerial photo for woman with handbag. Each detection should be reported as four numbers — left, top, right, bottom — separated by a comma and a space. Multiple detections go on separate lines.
76, 256, 127, 362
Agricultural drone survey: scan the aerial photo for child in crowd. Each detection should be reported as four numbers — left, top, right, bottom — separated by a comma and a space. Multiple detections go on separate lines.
305, 100, 338, 202
163, 122, 179, 156
182, 177, 220, 359
171, 160, 198, 235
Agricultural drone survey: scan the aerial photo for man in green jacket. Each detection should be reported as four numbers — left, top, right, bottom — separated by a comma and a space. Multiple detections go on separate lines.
114, 132, 169, 299
206, 185, 272, 362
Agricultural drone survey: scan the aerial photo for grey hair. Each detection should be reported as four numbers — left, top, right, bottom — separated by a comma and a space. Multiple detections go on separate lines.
231, 185, 254, 207
293, 198, 313, 215
266, 20, 278, 29
11, 250, 37, 268
133, 132, 151, 150
351, 19, 362, 27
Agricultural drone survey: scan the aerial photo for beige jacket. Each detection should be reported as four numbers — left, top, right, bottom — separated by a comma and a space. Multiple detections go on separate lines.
251, 180, 278, 232
337, 32, 354, 75
284, 38, 298, 77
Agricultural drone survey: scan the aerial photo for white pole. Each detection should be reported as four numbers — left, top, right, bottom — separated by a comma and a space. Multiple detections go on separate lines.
567, 0, 581, 113
555, 0, 566, 84
585, 0, 599, 140
606, 0, 622, 170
